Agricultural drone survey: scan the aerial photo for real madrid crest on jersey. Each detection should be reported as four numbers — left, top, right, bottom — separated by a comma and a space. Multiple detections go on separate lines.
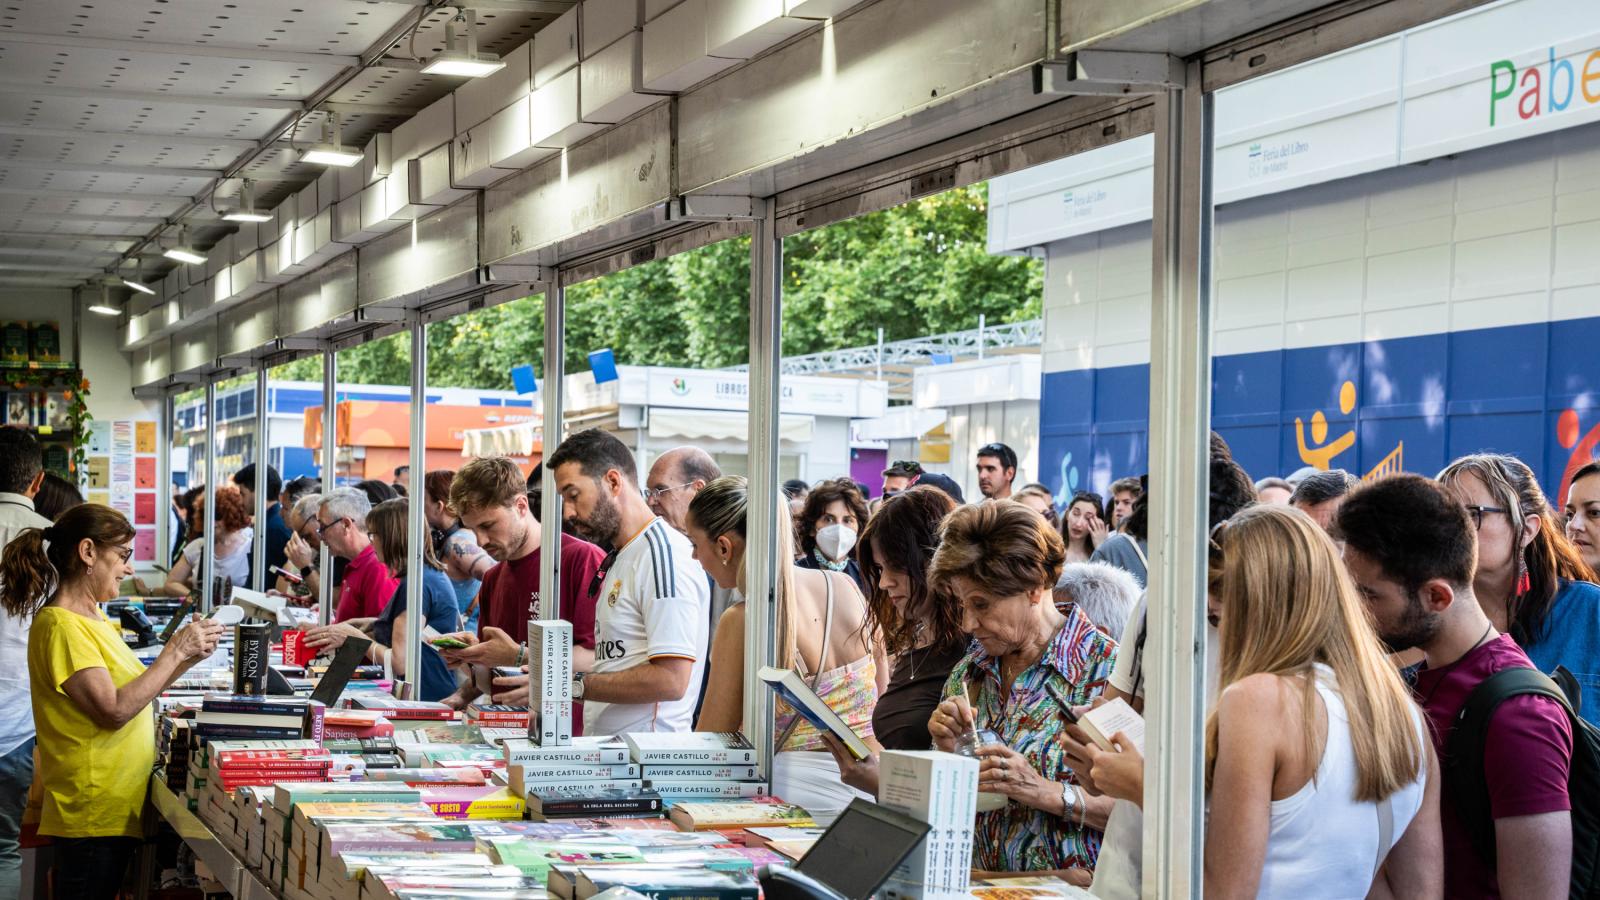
606, 579, 623, 607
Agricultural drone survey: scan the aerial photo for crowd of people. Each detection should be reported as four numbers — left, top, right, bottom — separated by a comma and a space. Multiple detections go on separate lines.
1, 416, 1598, 898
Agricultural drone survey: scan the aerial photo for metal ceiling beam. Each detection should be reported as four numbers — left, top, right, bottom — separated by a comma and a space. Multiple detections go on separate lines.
0, 30, 360, 68
0, 81, 305, 110
0, 158, 220, 178
372, 0, 577, 12
0, 123, 266, 150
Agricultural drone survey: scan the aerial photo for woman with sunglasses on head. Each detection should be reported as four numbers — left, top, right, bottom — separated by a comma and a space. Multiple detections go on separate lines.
1439, 453, 1600, 723
689, 477, 889, 825
1203, 505, 1440, 899
0, 505, 224, 899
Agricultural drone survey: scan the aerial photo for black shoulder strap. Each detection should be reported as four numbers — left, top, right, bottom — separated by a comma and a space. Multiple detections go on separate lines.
1447, 666, 1577, 863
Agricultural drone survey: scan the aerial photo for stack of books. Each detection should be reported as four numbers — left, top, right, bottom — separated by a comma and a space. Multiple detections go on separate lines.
625, 733, 770, 799
320, 708, 393, 740
156, 716, 193, 794
323, 735, 403, 777
877, 750, 979, 900
529, 619, 573, 746
194, 693, 323, 742
466, 704, 531, 730
348, 696, 457, 720
502, 735, 661, 821
393, 723, 499, 766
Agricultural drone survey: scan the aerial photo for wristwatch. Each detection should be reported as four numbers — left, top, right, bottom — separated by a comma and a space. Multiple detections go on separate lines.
1060, 781, 1080, 817
571, 672, 586, 700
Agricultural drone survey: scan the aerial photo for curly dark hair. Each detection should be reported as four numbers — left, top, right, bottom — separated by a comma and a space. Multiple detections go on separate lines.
795, 477, 869, 558
857, 486, 964, 656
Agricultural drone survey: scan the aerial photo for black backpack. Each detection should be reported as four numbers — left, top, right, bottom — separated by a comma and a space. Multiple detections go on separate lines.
1446, 666, 1599, 899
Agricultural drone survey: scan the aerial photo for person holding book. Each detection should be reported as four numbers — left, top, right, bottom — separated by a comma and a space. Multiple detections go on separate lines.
433, 456, 606, 718
1203, 504, 1441, 898
421, 469, 494, 631
925, 501, 1117, 879
0, 504, 223, 899
549, 428, 710, 736
162, 484, 254, 596
820, 485, 967, 795
687, 476, 889, 824
304, 498, 460, 701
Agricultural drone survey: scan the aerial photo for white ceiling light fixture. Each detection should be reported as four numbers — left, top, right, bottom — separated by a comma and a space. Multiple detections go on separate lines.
88, 282, 119, 317
299, 111, 363, 168
422, 8, 506, 78
163, 226, 207, 265
221, 178, 273, 223
118, 259, 156, 296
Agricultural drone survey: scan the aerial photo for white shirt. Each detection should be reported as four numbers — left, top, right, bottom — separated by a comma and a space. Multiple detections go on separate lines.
1254, 666, 1427, 899
0, 492, 51, 755
1092, 593, 1220, 900
181, 526, 254, 588
585, 518, 710, 737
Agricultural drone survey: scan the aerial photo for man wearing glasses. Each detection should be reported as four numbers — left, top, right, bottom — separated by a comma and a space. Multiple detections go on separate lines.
548, 428, 711, 736
643, 447, 721, 534
976, 442, 1019, 501
317, 488, 399, 624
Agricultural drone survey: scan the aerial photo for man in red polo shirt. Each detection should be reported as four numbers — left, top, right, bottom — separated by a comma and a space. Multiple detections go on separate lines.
320, 487, 399, 623
438, 457, 605, 722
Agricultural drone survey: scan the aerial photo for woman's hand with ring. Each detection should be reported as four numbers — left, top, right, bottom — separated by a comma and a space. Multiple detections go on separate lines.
975, 743, 1052, 810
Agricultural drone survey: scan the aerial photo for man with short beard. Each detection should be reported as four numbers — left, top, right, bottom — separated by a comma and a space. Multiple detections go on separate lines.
548, 428, 711, 736
436, 457, 605, 716
1338, 475, 1572, 900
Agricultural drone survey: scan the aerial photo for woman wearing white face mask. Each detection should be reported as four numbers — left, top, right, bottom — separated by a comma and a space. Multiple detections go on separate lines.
794, 478, 870, 594
689, 477, 890, 824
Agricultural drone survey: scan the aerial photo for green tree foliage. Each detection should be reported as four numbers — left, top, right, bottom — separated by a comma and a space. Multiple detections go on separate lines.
284, 183, 1040, 389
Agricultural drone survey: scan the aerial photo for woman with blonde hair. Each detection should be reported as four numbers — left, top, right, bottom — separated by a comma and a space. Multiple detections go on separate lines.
1204, 504, 1441, 899
688, 476, 888, 825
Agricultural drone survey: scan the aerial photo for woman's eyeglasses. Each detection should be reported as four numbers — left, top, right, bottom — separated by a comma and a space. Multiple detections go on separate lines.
1464, 505, 1507, 530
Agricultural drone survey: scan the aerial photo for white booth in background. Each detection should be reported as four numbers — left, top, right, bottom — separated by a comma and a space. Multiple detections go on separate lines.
851, 355, 1041, 502
564, 365, 888, 485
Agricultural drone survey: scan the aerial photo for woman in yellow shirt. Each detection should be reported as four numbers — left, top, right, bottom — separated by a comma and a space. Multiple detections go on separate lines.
0, 504, 221, 900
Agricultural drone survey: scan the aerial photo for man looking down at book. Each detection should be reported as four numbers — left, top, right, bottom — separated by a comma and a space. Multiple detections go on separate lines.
686, 476, 888, 824
925, 501, 1116, 881
433, 456, 605, 714
0, 504, 223, 899
319, 487, 399, 623
547, 428, 711, 736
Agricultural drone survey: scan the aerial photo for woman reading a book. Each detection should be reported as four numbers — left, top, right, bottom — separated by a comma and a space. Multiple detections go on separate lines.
925, 501, 1116, 881
304, 498, 460, 701
688, 476, 889, 825
1201, 505, 1440, 898
0, 504, 223, 899
819, 485, 969, 794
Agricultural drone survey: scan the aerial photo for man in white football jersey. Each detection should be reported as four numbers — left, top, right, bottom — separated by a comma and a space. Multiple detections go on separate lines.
546, 428, 711, 735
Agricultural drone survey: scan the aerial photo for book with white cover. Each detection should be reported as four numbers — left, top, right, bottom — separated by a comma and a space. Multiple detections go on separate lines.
877, 750, 978, 900
1078, 698, 1145, 755
758, 666, 871, 760
623, 732, 757, 765
502, 736, 630, 766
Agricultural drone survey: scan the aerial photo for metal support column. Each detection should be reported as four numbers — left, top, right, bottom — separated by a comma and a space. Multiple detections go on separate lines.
251, 365, 269, 591
157, 391, 173, 575
744, 200, 782, 778
318, 348, 337, 626
403, 312, 428, 700
538, 278, 565, 623
1142, 57, 1213, 899
201, 377, 218, 613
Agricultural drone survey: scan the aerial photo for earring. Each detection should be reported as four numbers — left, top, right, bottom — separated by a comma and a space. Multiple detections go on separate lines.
86, 566, 94, 577
1516, 548, 1530, 597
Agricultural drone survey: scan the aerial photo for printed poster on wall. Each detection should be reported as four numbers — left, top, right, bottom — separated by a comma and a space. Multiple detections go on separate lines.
84, 417, 161, 564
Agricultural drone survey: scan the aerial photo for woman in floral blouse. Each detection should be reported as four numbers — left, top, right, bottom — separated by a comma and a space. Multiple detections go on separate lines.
927, 501, 1118, 881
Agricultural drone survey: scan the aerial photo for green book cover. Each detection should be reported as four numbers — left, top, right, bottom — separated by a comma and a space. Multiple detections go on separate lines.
487, 838, 645, 880
29, 321, 60, 363
0, 322, 27, 364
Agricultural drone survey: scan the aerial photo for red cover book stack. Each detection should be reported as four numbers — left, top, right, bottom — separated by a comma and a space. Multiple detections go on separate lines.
208, 741, 334, 791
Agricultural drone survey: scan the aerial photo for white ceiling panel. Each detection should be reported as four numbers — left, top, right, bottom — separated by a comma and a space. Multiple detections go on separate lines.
0, 93, 277, 139
0, 41, 341, 99
0, 131, 237, 170
0, 164, 210, 195
0, 1, 411, 56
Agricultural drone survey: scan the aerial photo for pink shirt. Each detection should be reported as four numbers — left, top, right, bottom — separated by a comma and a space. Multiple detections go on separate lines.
1414, 633, 1573, 898
334, 543, 400, 623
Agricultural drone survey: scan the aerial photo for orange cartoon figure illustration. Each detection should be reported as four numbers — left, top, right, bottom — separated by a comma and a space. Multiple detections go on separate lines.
1556, 408, 1600, 507
1296, 380, 1358, 470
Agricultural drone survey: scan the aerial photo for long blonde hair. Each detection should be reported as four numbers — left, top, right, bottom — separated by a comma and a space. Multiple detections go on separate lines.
687, 476, 801, 671
1204, 505, 1423, 802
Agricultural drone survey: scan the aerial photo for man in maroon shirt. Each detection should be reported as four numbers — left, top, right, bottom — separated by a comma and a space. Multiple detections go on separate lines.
437, 457, 605, 719
1338, 475, 1572, 900
320, 487, 400, 623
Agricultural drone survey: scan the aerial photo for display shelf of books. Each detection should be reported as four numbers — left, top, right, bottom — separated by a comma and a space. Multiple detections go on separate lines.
150, 775, 280, 900
1, 359, 88, 478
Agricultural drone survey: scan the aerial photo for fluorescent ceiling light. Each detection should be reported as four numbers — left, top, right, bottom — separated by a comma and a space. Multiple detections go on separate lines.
299, 144, 364, 167
88, 303, 120, 316
422, 9, 504, 78
221, 178, 273, 222
223, 210, 273, 223
164, 246, 207, 265
121, 277, 156, 296
421, 53, 506, 77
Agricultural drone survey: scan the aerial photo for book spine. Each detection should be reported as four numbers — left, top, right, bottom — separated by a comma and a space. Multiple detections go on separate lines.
537, 796, 662, 816
504, 747, 629, 766
529, 619, 573, 747
632, 750, 759, 765
639, 765, 760, 781
531, 700, 573, 748
195, 724, 306, 740
644, 782, 769, 798
201, 699, 309, 715
306, 703, 324, 744
527, 779, 644, 795
517, 764, 641, 779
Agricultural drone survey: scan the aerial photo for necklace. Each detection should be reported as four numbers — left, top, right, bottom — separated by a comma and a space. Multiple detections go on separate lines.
1418, 622, 1495, 708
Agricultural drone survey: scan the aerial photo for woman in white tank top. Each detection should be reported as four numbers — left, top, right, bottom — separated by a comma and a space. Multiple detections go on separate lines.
1205, 506, 1442, 899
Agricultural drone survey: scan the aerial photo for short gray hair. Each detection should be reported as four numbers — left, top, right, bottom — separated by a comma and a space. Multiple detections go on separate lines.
1054, 561, 1140, 635
319, 487, 372, 529
1290, 469, 1358, 507
291, 492, 323, 527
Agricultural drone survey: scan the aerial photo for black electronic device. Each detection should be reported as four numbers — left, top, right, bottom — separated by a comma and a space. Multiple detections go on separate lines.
118, 606, 159, 648
785, 798, 930, 900
157, 599, 196, 644
311, 637, 373, 706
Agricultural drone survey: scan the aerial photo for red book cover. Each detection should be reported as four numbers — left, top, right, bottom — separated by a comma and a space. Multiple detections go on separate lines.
321, 721, 396, 740
212, 747, 330, 765
214, 762, 334, 776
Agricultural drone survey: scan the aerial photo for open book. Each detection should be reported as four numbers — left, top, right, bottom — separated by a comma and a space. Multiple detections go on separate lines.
758, 666, 871, 760
1078, 697, 1145, 755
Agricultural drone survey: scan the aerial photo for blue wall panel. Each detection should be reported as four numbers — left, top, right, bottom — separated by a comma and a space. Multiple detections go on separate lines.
1040, 317, 1600, 505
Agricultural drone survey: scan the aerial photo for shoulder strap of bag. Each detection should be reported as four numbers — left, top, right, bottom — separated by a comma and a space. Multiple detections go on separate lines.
1128, 536, 1148, 569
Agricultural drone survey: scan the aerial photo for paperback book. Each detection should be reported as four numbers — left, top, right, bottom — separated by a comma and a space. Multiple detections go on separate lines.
623, 732, 757, 765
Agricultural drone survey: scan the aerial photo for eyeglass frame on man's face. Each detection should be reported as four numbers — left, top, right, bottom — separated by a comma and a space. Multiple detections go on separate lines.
1464, 504, 1509, 530
642, 482, 696, 502
316, 515, 350, 537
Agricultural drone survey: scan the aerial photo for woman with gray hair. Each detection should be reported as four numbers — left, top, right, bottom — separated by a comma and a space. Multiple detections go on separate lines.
278, 492, 324, 600
1053, 561, 1140, 637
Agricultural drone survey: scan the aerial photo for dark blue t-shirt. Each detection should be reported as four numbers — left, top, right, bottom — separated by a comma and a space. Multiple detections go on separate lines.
372, 567, 461, 702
